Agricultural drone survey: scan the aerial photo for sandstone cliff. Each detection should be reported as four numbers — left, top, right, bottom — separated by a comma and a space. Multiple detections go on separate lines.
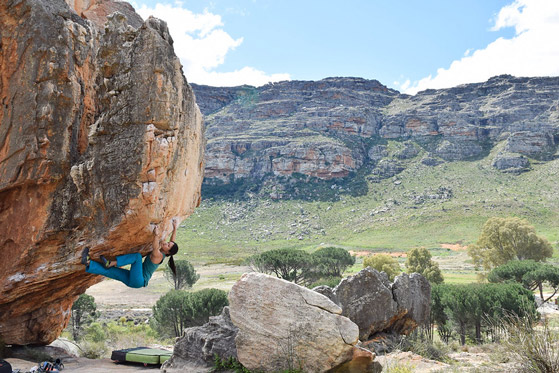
193, 75, 559, 198
0, 0, 204, 345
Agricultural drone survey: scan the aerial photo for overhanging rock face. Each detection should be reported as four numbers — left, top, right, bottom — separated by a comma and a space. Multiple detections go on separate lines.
0, 0, 205, 345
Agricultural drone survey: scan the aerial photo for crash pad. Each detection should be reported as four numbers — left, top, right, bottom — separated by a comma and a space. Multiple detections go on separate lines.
111, 347, 172, 365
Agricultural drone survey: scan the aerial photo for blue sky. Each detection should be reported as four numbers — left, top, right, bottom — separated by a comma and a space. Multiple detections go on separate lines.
131, 0, 559, 94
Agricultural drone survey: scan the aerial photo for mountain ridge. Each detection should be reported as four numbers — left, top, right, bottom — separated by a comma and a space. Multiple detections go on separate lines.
192, 75, 559, 200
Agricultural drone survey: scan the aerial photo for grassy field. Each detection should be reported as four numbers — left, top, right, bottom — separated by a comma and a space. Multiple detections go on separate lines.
172, 149, 559, 286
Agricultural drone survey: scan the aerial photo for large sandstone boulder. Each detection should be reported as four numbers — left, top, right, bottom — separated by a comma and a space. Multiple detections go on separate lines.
333, 268, 398, 340
162, 307, 238, 373
391, 273, 432, 335
319, 268, 431, 341
228, 272, 368, 373
0, 0, 204, 345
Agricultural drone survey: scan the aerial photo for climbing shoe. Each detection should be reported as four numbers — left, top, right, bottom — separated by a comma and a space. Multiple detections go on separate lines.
100, 255, 111, 269
81, 247, 90, 266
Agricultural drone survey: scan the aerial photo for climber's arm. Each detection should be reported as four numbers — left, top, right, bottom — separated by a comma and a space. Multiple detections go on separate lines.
150, 225, 163, 264
169, 218, 178, 242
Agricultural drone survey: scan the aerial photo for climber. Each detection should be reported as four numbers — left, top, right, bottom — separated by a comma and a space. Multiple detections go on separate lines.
81, 219, 179, 288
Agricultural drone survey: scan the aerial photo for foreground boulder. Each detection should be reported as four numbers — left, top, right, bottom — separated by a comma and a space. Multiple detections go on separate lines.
0, 0, 204, 344
162, 307, 238, 372
316, 268, 431, 341
228, 272, 371, 373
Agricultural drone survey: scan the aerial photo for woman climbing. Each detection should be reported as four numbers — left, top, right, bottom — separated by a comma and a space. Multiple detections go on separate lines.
81, 219, 179, 288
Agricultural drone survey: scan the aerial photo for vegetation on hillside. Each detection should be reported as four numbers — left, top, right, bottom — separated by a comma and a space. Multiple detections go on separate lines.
178, 150, 559, 268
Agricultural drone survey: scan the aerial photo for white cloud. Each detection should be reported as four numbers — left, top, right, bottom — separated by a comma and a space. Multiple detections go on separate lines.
402, 0, 559, 95
132, 2, 289, 86
193, 67, 290, 87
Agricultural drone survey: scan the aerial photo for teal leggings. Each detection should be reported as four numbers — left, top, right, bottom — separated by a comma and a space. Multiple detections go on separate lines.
86, 253, 145, 288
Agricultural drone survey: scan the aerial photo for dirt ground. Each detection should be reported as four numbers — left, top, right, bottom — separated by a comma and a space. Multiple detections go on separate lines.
5, 356, 162, 372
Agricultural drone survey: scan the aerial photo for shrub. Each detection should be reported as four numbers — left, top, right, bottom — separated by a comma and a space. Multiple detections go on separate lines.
213, 355, 251, 372
384, 362, 414, 373
399, 333, 450, 363
363, 254, 401, 281
153, 289, 228, 338
248, 247, 355, 286
79, 340, 107, 359
84, 322, 106, 343
308, 276, 342, 289
468, 217, 553, 271
499, 314, 559, 373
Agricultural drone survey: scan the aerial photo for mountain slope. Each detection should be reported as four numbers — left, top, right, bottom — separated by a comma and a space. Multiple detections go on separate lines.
182, 76, 559, 264
193, 75, 559, 201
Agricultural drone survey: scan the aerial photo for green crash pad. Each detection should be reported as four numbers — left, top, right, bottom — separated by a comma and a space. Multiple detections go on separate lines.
111, 347, 172, 365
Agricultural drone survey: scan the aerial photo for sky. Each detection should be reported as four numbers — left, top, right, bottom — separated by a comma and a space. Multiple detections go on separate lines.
130, 0, 559, 95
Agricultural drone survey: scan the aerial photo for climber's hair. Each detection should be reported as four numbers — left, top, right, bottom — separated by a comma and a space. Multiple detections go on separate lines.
168, 242, 179, 277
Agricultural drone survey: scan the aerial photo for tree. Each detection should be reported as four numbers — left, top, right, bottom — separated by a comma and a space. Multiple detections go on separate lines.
363, 254, 401, 281
165, 259, 200, 290
431, 283, 537, 345
184, 288, 229, 326
248, 248, 315, 285
312, 246, 355, 277
468, 217, 552, 271
152, 288, 229, 338
152, 290, 189, 338
405, 248, 444, 284
71, 294, 97, 340
489, 260, 559, 304
430, 284, 452, 343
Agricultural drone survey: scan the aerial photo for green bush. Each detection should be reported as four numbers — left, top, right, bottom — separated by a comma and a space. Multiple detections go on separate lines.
153, 289, 229, 338
308, 276, 342, 289
468, 217, 553, 271
84, 322, 106, 343
80, 340, 107, 359
213, 355, 251, 372
73, 320, 163, 359
363, 254, 401, 281
384, 362, 414, 373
